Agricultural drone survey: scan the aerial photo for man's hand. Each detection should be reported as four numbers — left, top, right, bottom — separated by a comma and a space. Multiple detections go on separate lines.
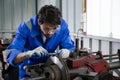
25, 46, 49, 58
57, 49, 70, 58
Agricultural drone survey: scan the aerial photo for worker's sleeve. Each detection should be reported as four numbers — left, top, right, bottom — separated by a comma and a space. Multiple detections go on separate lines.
6, 22, 29, 67
6, 49, 22, 66
59, 21, 74, 52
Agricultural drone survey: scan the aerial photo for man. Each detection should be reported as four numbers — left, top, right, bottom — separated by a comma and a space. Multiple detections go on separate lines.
6, 5, 74, 79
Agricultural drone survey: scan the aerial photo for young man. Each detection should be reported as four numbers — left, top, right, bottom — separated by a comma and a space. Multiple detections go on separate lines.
6, 5, 74, 79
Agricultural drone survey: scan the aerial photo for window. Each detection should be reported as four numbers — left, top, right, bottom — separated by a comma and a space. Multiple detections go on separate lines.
87, 0, 120, 39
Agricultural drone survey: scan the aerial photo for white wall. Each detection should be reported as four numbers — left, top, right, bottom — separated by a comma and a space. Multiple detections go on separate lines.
62, 0, 82, 33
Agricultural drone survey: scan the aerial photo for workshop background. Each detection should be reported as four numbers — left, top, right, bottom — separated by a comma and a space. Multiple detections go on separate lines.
0, 0, 120, 79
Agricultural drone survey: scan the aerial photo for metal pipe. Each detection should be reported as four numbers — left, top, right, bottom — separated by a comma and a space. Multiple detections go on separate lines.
103, 54, 118, 57
73, 38, 80, 59
35, 0, 38, 15
109, 61, 120, 70
81, 37, 83, 49
117, 49, 120, 61
104, 57, 120, 60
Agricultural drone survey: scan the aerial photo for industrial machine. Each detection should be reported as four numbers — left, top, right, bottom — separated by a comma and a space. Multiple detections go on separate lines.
23, 51, 120, 80
66, 38, 120, 80
23, 38, 120, 80
0, 38, 120, 80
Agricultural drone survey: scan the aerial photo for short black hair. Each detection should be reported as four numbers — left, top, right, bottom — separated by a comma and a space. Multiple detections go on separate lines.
38, 5, 62, 25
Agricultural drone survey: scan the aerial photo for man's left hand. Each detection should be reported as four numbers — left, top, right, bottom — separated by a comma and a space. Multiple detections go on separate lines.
57, 49, 70, 58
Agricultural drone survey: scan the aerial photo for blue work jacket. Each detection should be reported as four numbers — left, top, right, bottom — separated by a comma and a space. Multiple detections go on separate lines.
6, 16, 74, 79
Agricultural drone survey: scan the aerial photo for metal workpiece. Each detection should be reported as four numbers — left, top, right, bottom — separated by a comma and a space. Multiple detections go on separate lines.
24, 55, 70, 80
45, 56, 70, 80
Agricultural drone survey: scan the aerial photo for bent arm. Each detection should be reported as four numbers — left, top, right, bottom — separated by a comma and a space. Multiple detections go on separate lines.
14, 52, 27, 64
6, 22, 29, 66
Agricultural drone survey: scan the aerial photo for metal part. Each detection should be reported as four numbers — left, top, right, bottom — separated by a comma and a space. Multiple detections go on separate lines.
0, 39, 12, 45
24, 55, 70, 80
109, 61, 120, 70
46, 55, 70, 80
103, 49, 120, 70
69, 67, 98, 80
67, 38, 120, 80
98, 71, 120, 80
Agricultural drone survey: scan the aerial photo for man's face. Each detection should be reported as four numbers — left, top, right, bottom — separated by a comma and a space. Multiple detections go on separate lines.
40, 22, 58, 38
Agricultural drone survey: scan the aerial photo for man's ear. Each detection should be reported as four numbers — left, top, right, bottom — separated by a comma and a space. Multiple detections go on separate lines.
38, 19, 41, 25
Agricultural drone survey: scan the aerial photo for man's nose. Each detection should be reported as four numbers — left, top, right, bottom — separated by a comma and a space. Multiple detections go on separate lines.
47, 30, 54, 34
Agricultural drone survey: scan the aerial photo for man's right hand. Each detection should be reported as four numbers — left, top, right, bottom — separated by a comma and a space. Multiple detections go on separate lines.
25, 46, 49, 58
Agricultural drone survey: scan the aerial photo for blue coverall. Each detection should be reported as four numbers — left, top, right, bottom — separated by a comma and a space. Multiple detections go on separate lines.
6, 16, 74, 79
